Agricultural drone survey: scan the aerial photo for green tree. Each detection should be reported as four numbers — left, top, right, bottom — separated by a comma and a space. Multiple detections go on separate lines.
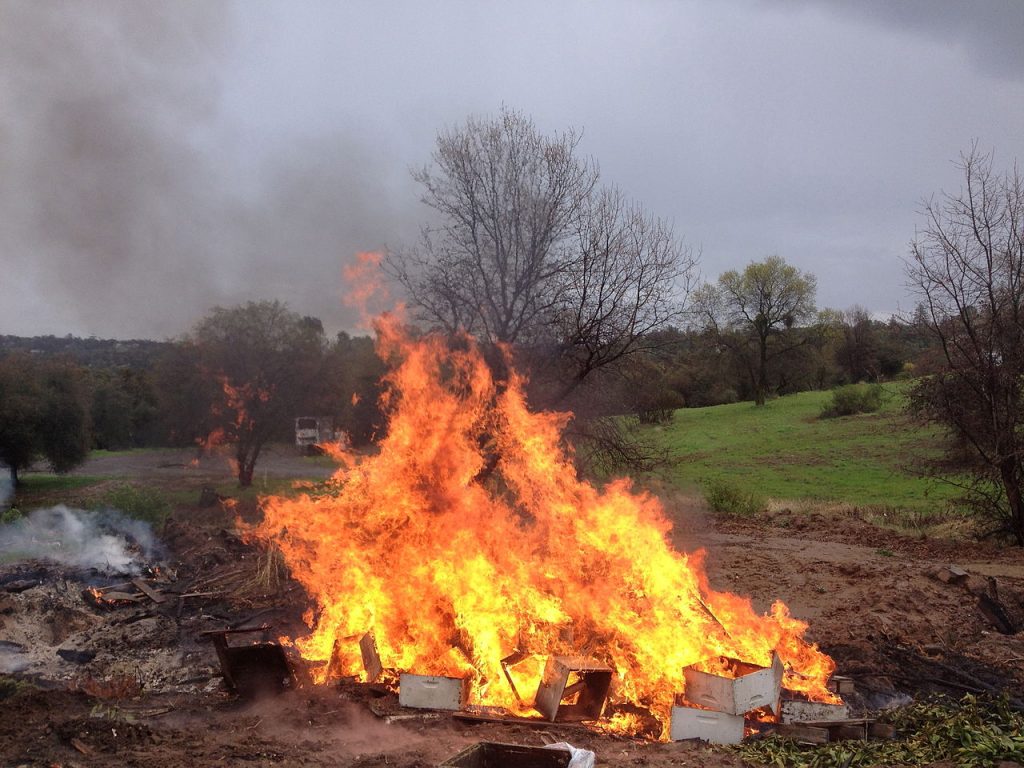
319, 332, 386, 447
0, 354, 91, 485
906, 146, 1024, 544
695, 255, 817, 406
163, 301, 327, 487
89, 367, 158, 450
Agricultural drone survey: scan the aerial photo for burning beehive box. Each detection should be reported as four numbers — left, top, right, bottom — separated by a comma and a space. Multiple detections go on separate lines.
534, 656, 613, 722
669, 706, 745, 744
398, 673, 469, 711
683, 652, 783, 716
246, 317, 844, 740
203, 625, 297, 698
780, 696, 851, 724
670, 652, 784, 744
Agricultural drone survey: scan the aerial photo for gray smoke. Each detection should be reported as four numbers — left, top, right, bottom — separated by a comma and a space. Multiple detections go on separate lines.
0, 1, 416, 340
0, 506, 156, 574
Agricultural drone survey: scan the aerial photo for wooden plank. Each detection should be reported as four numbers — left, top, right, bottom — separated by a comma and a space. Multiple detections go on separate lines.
774, 723, 830, 744
132, 579, 166, 604
199, 623, 272, 636
453, 712, 590, 730
802, 718, 874, 727
832, 724, 868, 741
101, 591, 144, 602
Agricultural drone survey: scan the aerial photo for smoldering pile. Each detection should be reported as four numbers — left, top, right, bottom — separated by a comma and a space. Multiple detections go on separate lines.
0, 505, 158, 574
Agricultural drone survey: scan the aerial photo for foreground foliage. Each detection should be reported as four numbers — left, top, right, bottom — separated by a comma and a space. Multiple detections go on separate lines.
737, 695, 1024, 768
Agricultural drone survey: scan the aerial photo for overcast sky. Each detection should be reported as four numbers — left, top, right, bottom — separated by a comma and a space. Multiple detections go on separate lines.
2, 0, 1023, 340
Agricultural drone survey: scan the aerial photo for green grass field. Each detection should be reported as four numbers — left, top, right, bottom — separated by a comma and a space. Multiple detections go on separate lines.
644, 384, 957, 512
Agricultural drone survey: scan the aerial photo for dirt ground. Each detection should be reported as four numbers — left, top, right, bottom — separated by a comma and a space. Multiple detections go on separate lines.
3, 451, 1024, 767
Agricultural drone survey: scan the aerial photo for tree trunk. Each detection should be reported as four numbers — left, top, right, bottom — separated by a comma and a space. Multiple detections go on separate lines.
755, 332, 768, 406
238, 461, 254, 488
9, 464, 19, 488
999, 460, 1024, 547
236, 440, 264, 488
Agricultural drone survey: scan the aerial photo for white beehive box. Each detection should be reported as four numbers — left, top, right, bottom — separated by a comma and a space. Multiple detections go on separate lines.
670, 705, 745, 744
780, 698, 851, 723
398, 673, 468, 711
683, 651, 783, 716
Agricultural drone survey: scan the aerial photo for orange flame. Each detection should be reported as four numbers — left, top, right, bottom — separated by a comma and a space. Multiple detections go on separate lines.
193, 373, 270, 474
249, 314, 836, 736
343, 251, 394, 328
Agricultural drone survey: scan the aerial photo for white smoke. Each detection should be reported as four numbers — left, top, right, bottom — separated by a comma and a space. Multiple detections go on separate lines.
0, 505, 156, 574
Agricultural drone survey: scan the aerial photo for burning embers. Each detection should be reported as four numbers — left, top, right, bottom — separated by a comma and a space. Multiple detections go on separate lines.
248, 314, 839, 738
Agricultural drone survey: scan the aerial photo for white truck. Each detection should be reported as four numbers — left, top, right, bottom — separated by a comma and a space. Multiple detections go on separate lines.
294, 416, 334, 454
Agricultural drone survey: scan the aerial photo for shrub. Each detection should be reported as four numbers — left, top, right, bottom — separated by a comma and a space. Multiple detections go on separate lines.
703, 480, 767, 517
0, 507, 22, 525
820, 383, 885, 418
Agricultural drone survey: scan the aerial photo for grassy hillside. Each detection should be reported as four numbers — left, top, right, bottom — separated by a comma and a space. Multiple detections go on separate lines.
644, 384, 957, 513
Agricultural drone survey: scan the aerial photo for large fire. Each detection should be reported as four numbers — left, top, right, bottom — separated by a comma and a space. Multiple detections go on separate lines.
249, 312, 837, 736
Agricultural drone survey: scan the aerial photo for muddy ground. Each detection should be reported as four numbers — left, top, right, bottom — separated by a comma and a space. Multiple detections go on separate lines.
2, 449, 1024, 767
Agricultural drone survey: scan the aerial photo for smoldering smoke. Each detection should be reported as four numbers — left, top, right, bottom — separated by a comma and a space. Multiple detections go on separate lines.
0, 506, 157, 574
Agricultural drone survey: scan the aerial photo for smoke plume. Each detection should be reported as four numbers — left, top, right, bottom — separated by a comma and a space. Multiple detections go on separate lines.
0, 506, 157, 574
0, 1, 415, 340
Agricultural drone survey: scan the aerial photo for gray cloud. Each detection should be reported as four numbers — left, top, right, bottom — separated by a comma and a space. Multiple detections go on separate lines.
776, 0, 1024, 80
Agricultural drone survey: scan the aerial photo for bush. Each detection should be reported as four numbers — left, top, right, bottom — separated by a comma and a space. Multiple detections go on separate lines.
820, 383, 885, 418
703, 480, 767, 517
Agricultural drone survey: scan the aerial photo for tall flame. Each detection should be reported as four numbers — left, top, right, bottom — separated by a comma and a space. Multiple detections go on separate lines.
249, 314, 836, 736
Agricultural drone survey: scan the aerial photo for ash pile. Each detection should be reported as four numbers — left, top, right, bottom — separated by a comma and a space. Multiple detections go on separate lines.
0, 505, 299, 699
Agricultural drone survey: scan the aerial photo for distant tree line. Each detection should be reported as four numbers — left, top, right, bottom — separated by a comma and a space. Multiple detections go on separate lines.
0, 290, 936, 488
0, 334, 169, 370
0, 303, 386, 487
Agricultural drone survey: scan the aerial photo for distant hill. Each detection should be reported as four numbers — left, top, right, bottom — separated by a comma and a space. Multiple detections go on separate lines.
0, 334, 171, 369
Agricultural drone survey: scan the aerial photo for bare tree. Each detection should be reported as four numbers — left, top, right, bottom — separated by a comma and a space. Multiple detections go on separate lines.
907, 145, 1024, 543
388, 108, 696, 405
695, 255, 817, 406
551, 186, 696, 402
390, 107, 598, 345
